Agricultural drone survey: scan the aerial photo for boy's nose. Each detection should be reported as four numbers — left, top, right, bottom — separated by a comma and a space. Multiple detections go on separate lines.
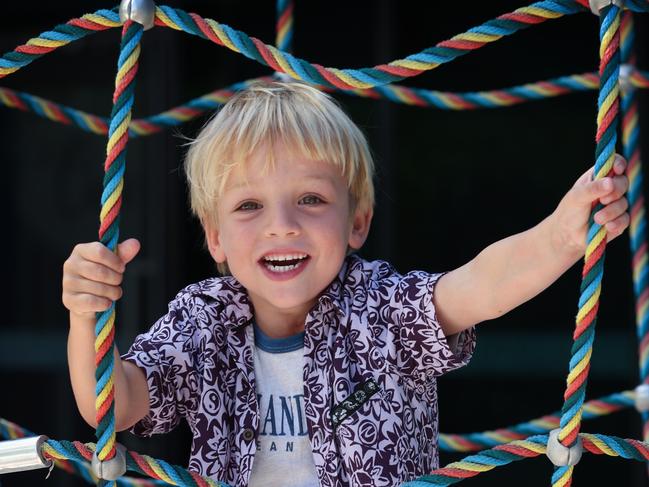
265, 206, 301, 237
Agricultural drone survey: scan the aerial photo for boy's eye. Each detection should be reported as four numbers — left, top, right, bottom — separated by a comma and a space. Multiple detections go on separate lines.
236, 201, 261, 211
299, 195, 323, 205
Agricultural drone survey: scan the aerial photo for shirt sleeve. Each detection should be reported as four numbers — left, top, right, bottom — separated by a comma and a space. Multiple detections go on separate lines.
121, 293, 200, 436
386, 270, 476, 382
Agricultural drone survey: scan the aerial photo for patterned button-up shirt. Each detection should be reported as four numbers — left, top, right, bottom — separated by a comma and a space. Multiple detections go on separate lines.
123, 255, 475, 487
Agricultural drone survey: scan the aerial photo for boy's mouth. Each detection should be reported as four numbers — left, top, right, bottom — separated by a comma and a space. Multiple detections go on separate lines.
260, 253, 310, 273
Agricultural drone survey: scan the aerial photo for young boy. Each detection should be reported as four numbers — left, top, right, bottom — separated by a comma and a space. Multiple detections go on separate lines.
62, 82, 630, 487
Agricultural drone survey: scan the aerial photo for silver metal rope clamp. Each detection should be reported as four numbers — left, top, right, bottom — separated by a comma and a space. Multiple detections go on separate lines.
635, 384, 649, 413
119, 0, 156, 30
91, 444, 127, 481
0, 436, 52, 474
619, 63, 634, 95
545, 429, 583, 467
588, 0, 624, 15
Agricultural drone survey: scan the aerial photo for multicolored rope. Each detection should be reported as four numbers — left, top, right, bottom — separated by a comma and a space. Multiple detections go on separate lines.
553, 5, 622, 487
276, 0, 293, 53
0, 8, 120, 78
7, 70, 649, 138
43, 440, 228, 487
439, 389, 634, 452
621, 10, 649, 439
0, 2, 593, 87
404, 433, 649, 486
94, 20, 143, 469
0, 418, 165, 486
0, 77, 267, 137
152, 1, 590, 89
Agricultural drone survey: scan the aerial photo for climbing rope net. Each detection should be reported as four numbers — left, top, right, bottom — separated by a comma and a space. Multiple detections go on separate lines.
2, 0, 649, 485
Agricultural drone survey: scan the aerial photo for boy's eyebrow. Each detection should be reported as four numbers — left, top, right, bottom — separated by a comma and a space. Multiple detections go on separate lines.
227, 174, 337, 191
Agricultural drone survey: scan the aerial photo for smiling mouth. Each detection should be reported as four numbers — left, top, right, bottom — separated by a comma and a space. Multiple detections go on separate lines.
261, 254, 310, 273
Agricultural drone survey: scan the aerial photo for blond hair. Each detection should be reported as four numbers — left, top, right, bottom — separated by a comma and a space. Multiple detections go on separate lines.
184, 81, 375, 230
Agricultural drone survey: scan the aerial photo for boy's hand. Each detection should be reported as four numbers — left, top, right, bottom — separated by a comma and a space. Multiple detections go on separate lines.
552, 154, 629, 257
62, 239, 141, 319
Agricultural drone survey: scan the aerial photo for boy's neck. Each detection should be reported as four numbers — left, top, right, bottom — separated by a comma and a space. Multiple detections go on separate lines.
250, 295, 314, 339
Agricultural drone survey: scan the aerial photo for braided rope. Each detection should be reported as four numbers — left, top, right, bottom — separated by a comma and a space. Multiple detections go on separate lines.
552, 5, 622, 487
152, 2, 589, 89
7, 70, 649, 137
42, 440, 229, 487
94, 20, 143, 467
439, 390, 634, 452
276, 0, 293, 53
404, 433, 649, 486
0, 9, 120, 78
0, 2, 592, 87
0, 77, 267, 137
0, 419, 163, 486
35, 433, 649, 487
620, 12, 649, 448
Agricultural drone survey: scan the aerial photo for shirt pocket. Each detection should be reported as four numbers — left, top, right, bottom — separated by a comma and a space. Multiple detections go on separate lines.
332, 379, 400, 451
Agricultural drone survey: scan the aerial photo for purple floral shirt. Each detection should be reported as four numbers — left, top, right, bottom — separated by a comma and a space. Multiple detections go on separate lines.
123, 255, 475, 487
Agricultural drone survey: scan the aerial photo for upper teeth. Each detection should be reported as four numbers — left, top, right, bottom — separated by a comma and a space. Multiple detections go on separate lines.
264, 253, 307, 262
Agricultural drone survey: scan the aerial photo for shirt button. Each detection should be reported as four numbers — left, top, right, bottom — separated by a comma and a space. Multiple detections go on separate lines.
242, 428, 255, 442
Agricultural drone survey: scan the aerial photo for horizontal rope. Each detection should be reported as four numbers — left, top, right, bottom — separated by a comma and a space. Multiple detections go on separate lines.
405, 432, 649, 486
439, 389, 634, 452
0, 418, 166, 486
43, 439, 230, 487
3, 69, 649, 137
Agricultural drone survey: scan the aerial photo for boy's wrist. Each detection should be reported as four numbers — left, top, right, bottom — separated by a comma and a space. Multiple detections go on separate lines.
546, 211, 584, 265
69, 311, 97, 331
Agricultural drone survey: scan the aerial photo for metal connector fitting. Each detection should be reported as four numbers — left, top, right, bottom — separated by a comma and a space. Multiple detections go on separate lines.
273, 71, 294, 82
119, 0, 156, 30
91, 444, 127, 481
619, 63, 634, 94
546, 429, 583, 467
589, 0, 624, 15
635, 384, 649, 413
0, 436, 52, 474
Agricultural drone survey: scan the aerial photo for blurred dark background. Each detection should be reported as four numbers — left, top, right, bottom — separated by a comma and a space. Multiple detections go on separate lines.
1, 0, 648, 485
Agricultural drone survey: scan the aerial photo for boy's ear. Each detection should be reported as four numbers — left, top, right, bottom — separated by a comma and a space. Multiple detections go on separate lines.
348, 206, 373, 250
204, 222, 227, 263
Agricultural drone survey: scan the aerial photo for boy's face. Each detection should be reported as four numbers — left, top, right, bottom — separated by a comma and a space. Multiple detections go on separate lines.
205, 142, 372, 329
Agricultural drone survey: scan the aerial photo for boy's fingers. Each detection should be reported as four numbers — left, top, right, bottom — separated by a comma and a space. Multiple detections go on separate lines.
613, 154, 627, 175
600, 175, 628, 204
573, 177, 614, 204
77, 260, 123, 285
64, 276, 123, 301
117, 238, 141, 266
75, 242, 124, 272
605, 212, 630, 237
71, 293, 113, 313
594, 198, 628, 225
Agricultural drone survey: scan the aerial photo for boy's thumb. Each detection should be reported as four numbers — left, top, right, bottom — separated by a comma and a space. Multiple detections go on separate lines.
117, 238, 141, 265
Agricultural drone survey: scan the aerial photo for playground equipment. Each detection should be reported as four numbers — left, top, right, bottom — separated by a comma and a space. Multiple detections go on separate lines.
2, 0, 649, 485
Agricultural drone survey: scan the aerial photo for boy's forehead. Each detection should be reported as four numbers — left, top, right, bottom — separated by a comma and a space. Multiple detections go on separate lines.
224, 151, 346, 191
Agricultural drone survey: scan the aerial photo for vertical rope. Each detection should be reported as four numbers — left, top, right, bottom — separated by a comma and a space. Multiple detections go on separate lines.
94, 19, 143, 476
621, 10, 649, 457
551, 5, 621, 487
276, 0, 294, 53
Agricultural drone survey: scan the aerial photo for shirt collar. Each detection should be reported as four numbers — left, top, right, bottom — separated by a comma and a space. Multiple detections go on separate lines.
206, 254, 359, 328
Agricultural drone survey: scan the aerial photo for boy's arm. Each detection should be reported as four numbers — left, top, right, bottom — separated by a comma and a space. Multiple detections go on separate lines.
67, 313, 149, 431
434, 156, 630, 336
64, 239, 149, 431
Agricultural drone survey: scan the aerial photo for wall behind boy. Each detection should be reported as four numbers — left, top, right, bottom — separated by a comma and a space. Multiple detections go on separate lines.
1, 1, 647, 485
